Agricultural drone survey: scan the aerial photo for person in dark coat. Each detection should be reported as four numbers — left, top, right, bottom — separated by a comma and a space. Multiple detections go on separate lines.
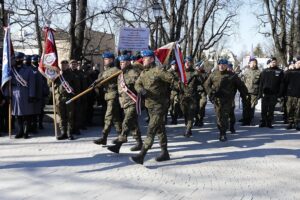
0, 60, 9, 135
258, 57, 284, 128
31, 55, 49, 130
10, 52, 36, 139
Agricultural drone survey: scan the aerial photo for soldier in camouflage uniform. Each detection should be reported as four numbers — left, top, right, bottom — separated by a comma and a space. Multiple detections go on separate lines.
107, 55, 143, 153
282, 57, 300, 130
93, 52, 122, 145
258, 57, 284, 128
130, 50, 178, 165
205, 59, 249, 142
168, 60, 180, 124
194, 61, 208, 127
241, 58, 261, 125
55, 60, 76, 140
180, 56, 203, 137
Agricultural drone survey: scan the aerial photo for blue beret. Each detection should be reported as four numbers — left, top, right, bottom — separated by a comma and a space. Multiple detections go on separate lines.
267, 59, 271, 65
31, 55, 39, 62
141, 50, 155, 57
228, 63, 233, 68
218, 59, 228, 65
170, 60, 176, 65
249, 58, 257, 63
15, 52, 25, 59
130, 55, 137, 61
118, 55, 131, 61
185, 56, 193, 62
102, 52, 115, 59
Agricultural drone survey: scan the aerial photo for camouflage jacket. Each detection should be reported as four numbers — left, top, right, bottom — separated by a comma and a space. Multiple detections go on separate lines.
97, 66, 120, 101
180, 68, 203, 99
242, 68, 261, 95
118, 65, 141, 108
135, 64, 178, 109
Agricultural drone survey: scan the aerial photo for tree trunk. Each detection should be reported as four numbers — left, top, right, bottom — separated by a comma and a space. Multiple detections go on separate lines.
69, 0, 77, 59
32, 0, 43, 56
74, 0, 87, 60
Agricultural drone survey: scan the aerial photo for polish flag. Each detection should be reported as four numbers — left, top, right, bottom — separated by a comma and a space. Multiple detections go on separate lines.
39, 27, 60, 80
154, 42, 175, 65
174, 42, 187, 85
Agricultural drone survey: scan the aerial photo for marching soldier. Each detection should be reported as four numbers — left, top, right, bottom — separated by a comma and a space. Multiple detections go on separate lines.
130, 50, 178, 165
168, 60, 180, 125
55, 60, 76, 140
107, 55, 143, 153
180, 56, 203, 137
93, 52, 122, 145
241, 58, 261, 125
194, 61, 208, 127
258, 57, 284, 128
227, 63, 238, 133
205, 59, 249, 142
282, 57, 300, 130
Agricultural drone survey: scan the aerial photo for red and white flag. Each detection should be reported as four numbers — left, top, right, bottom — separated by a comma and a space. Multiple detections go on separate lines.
174, 42, 187, 85
39, 27, 60, 80
154, 42, 175, 65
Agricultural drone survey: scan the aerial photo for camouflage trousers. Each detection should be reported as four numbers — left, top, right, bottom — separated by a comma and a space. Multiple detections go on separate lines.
261, 94, 278, 123
143, 106, 167, 150
118, 104, 141, 142
286, 96, 300, 124
214, 98, 232, 132
56, 97, 74, 135
196, 93, 207, 122
180, 96, 196, 131
242, 94, 259, 122
169, 94, 180, 121
102, 98, 122, 136
229, 100, 236, 125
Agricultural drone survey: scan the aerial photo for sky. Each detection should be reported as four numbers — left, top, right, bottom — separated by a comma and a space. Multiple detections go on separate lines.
228, 2, 271, 56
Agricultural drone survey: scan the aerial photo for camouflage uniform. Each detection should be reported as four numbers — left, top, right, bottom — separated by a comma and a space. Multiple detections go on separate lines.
194, 70, 208, 126
242, 67, 261, 124
282, 68, 300, 130
180, 67, 203, 137
168, 68, 180, 124
205, 70, 249, 140
54, 69, 76, 139
93, 64, 122, 145
117, 65, 142, 149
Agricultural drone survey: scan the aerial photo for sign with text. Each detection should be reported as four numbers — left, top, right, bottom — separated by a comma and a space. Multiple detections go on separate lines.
118, 27, 150, 51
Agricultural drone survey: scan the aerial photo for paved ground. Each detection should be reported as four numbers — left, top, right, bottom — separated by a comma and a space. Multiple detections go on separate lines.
0, 102, 300, 200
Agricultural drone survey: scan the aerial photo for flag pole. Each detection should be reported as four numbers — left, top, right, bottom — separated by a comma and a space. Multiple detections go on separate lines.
8, 81, 12, 138
51, 81, 58, 138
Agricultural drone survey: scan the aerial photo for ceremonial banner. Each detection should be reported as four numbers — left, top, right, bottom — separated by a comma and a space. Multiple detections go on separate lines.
174, 42, 187, 85
154, 42, 175, 65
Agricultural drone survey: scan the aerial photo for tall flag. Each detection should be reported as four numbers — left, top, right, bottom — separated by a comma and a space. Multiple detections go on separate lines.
174, 42, 187, 85
1, 26, 14, 92
154, 42, 175, 65
39, 27, 60, 80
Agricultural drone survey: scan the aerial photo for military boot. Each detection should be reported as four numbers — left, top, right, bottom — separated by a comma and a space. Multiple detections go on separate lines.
286, 123, 294, 130
23, 120, 29, 139
259, 121, 266, 128
155, 146, 170, 162
219, 131, 227, 142
171, 115, 177, 125
107, 141, 123, 154
93, 134, 108, 145
130, 146, 148, 165
194, 119, 201, 127
130, 138, 143, 151
229, 123, 236, 134
15, 117, 24, 139
267, 121, 273, 128
184, 129, 192, 138
57, 129, 68, 140
296, 122, 300, 131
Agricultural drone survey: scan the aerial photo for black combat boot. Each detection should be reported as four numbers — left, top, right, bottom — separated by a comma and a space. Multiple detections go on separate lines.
15, 117, 24, 139
67, 129, 74, 140
93, 134, 108, 145
171, 115, 177, 125
184, 129, 192, 138
130, 138, 143, 151
23, 120, 29, 139
219, 131, 227, 142
259, 121, 266, 128
296, 122, 300, 131
267, 121, 273, 128
57, 130, 68, 140
229, 123, 236, 134
286, 123, 294, 130
130, 146, 148, 165
155, 146, 170, 162
107, 141, 123, 154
